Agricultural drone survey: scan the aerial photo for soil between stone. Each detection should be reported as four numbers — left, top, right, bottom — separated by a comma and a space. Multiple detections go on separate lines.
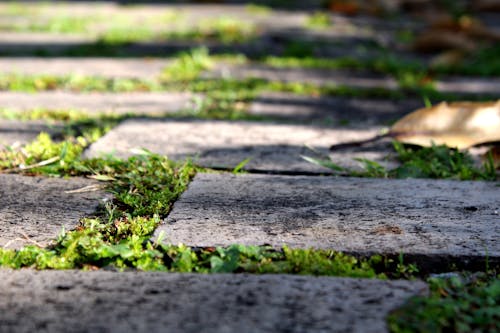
0, 269, 427, 333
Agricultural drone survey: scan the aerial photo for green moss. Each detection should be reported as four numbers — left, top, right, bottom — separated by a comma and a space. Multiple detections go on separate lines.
306, 12, 331, 29
162, 47, 214, 82
303, 142, 498, 181
389, 273, 500, 333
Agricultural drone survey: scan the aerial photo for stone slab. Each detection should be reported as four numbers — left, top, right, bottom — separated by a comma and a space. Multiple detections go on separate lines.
0, 58, 171, 79
0, 174, 110, 249
249, 92, 422, 125
0, 92, 198, 116
0, 269, 427, 333
157, 173, 500, 262
0, 120, 62, 148
83, 119, 394, 173
208, 64, 399, 90
436, 77, 500, 96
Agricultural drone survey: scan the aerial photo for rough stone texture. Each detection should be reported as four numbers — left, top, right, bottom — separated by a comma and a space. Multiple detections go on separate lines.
0, 269, 427, 333
0, 58, 171, 79
249, 92, 421, 125
0, 120, 62, 148
84, 119, 395, 172
208, 64, 399, 89
0, 92, 198, 115
0, 174, 110, 249
157, 173, 500, 262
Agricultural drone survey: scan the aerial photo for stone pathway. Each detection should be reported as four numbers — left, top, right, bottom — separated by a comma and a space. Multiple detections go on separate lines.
0, 174, 109, 249
0, 92, 198, 115
83, 118, 392, 172
156, 173, 499, 268
0, 120, 63, 148
0, 58, 171, 79
0, 270, 427, 333
0, 2, 499, 332
248, 92, 421, 124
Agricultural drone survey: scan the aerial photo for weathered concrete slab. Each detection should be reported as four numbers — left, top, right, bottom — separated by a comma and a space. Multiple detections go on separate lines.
0, 120, 62, 148
207, 64, 399, 89
0, 174, 109, 249
249, 92, 422, 125
0, 92, 198, 115
0, 58, 170, 79
0, 269, 427, 333
84, 119, 394, 173
157, 173, 500, 262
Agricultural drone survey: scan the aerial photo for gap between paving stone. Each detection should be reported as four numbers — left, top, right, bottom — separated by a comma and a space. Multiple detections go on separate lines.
0, 58, 171, 79
155, 173, 500, 270
0, 92, 199, 116
0, 119, 63, 148
0, 269, 427, 333
0, 174, 110, 249
83, 118, 395, 173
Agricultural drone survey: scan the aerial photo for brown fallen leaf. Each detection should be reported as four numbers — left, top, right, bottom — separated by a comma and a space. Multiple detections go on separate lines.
413, 15, 500, 53
330, 100, 500, 150
390, 101, 500, 149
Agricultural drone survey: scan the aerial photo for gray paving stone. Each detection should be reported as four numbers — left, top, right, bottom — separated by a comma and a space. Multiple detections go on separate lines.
436, 77, 500, 95
0, 269, 427, 333
249, 92, 422, 125
0, 120, 62, 149
0, 58, 171, 79
156, 173, 499, 263
0, 92, 198, 116
208, 64, 399, 89
0, 174, 110, 249
0, 32, 93, 53
83, 119, 394, 173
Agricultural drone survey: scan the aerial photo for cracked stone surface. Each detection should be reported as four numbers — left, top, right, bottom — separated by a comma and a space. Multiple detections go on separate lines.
156, 173, 500, 263
0, 174, 110, 249
0, 92, 198, 116
0, 58, 171, 79
249, 92, 421, 125
84, 118, 395, 173
0, 120, 63, 148
0, 269, 427, 333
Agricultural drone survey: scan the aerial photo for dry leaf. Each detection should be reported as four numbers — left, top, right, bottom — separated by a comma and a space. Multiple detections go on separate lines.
328, 1, 360, 15
413, 16, 500, 53
414, 31, 477, 53
390, 100, 500, 149
429, 49, 467, 68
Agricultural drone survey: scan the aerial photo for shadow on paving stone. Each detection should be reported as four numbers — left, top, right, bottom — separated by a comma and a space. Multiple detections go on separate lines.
207, 64, 398, 89
0, 269, 427, 333
249, 92, 422, 125
156, 173, 500, 271
0, 174, 110, 249
83, 118, 395, 173
0, 120, 64, 149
